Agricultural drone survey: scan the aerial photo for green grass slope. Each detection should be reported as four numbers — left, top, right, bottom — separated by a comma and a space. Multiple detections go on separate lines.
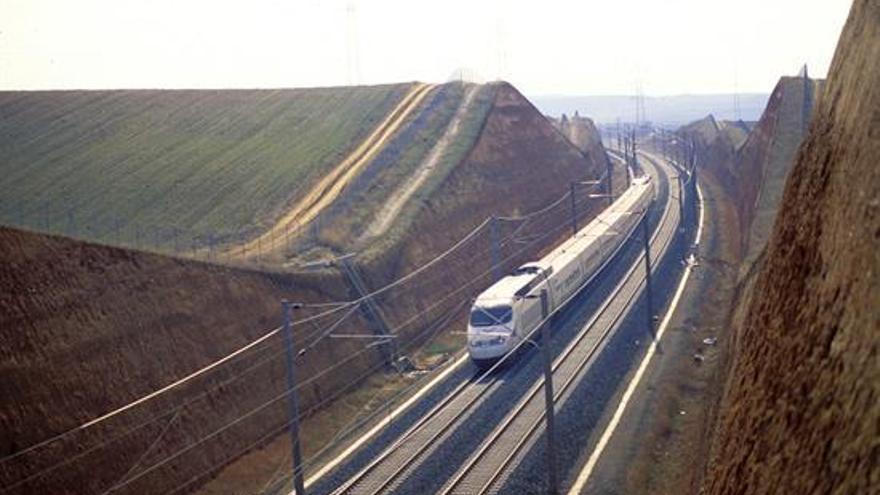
0, 85, 411, 249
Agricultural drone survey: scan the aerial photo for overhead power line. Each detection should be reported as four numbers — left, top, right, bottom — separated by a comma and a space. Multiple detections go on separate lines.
1, 173, 609, 493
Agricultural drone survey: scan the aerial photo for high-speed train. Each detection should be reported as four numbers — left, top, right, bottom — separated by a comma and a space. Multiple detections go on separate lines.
467, 175, 654, 366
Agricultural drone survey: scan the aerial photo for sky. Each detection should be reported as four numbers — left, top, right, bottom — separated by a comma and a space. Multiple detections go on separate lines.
0, 0, 853, 96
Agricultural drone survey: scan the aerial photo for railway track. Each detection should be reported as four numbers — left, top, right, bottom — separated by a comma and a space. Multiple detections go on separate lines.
328, 155, 678, 495
437, 154, 681, 495
329, 375, 494, 494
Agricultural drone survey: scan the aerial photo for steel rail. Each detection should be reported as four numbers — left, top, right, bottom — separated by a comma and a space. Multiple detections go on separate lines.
439, 155, 680, 495
333, 155, 675, 495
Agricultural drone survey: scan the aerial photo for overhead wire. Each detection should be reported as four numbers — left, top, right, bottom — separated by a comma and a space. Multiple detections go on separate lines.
1, 173, 610, 492
1, 204, 557, 487
106, 297, 473, 494
0, 231, 501, 493
0, 323, 282, 466
327, 184, 661, 493
111, 200, 610, 495
256, 299, 469, 495
21, 197, 579, 493
270, 175, 650, 492
168, 301, 467, 495
337, 190, 600, 311
0, 306, 364, 494
459, 158, 663, 387
97, 411, 181, 495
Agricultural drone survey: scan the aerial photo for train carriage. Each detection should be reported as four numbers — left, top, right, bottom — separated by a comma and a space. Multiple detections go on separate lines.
467, 175, 654, 367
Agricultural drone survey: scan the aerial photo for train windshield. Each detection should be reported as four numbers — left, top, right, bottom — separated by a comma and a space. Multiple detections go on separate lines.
469, 305, 513, 327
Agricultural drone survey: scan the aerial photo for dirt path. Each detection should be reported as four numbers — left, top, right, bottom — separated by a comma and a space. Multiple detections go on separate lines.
358, 84, 481, 244
228, 82, 436, 259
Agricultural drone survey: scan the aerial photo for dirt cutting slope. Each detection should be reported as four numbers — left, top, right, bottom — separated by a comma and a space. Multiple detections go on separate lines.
388, 82, 608, 269
679, 75, 824, 266
0, 81, 610, 495
0, 227, 371, 495
735, 75, 825, 265
702, 1, 880, 492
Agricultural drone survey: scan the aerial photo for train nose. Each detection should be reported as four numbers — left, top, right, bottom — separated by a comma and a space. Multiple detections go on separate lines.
468, 333, 508, 347
467, 326, 512, 360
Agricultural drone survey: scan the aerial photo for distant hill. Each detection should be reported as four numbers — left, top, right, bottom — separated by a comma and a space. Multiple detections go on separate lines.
531, 93, 769, 126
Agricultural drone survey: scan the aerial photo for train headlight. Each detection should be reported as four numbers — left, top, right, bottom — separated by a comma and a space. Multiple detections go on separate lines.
468, 334, 508, 348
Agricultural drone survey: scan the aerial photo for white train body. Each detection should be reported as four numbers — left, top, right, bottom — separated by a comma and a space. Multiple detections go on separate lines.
467, 175, 654, 365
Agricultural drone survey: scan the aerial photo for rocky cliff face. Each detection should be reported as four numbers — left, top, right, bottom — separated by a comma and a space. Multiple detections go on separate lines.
701, 1, 880, 493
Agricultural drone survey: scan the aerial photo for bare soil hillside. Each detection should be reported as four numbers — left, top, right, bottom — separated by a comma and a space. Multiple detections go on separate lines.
555, 112, 606, 159
702, 1, 880, 492
551, 111, 622, 194
0, 82, 610, 495
0, 227, 369, 495
735, 75, 825, 265
679, 75, 824, 266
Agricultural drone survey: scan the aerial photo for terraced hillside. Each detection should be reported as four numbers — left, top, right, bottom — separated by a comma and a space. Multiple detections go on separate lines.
0, 84, 413, 251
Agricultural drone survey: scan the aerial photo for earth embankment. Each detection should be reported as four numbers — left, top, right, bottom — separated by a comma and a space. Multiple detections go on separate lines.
701, 1, 880, 492
0, 81, 611, 494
